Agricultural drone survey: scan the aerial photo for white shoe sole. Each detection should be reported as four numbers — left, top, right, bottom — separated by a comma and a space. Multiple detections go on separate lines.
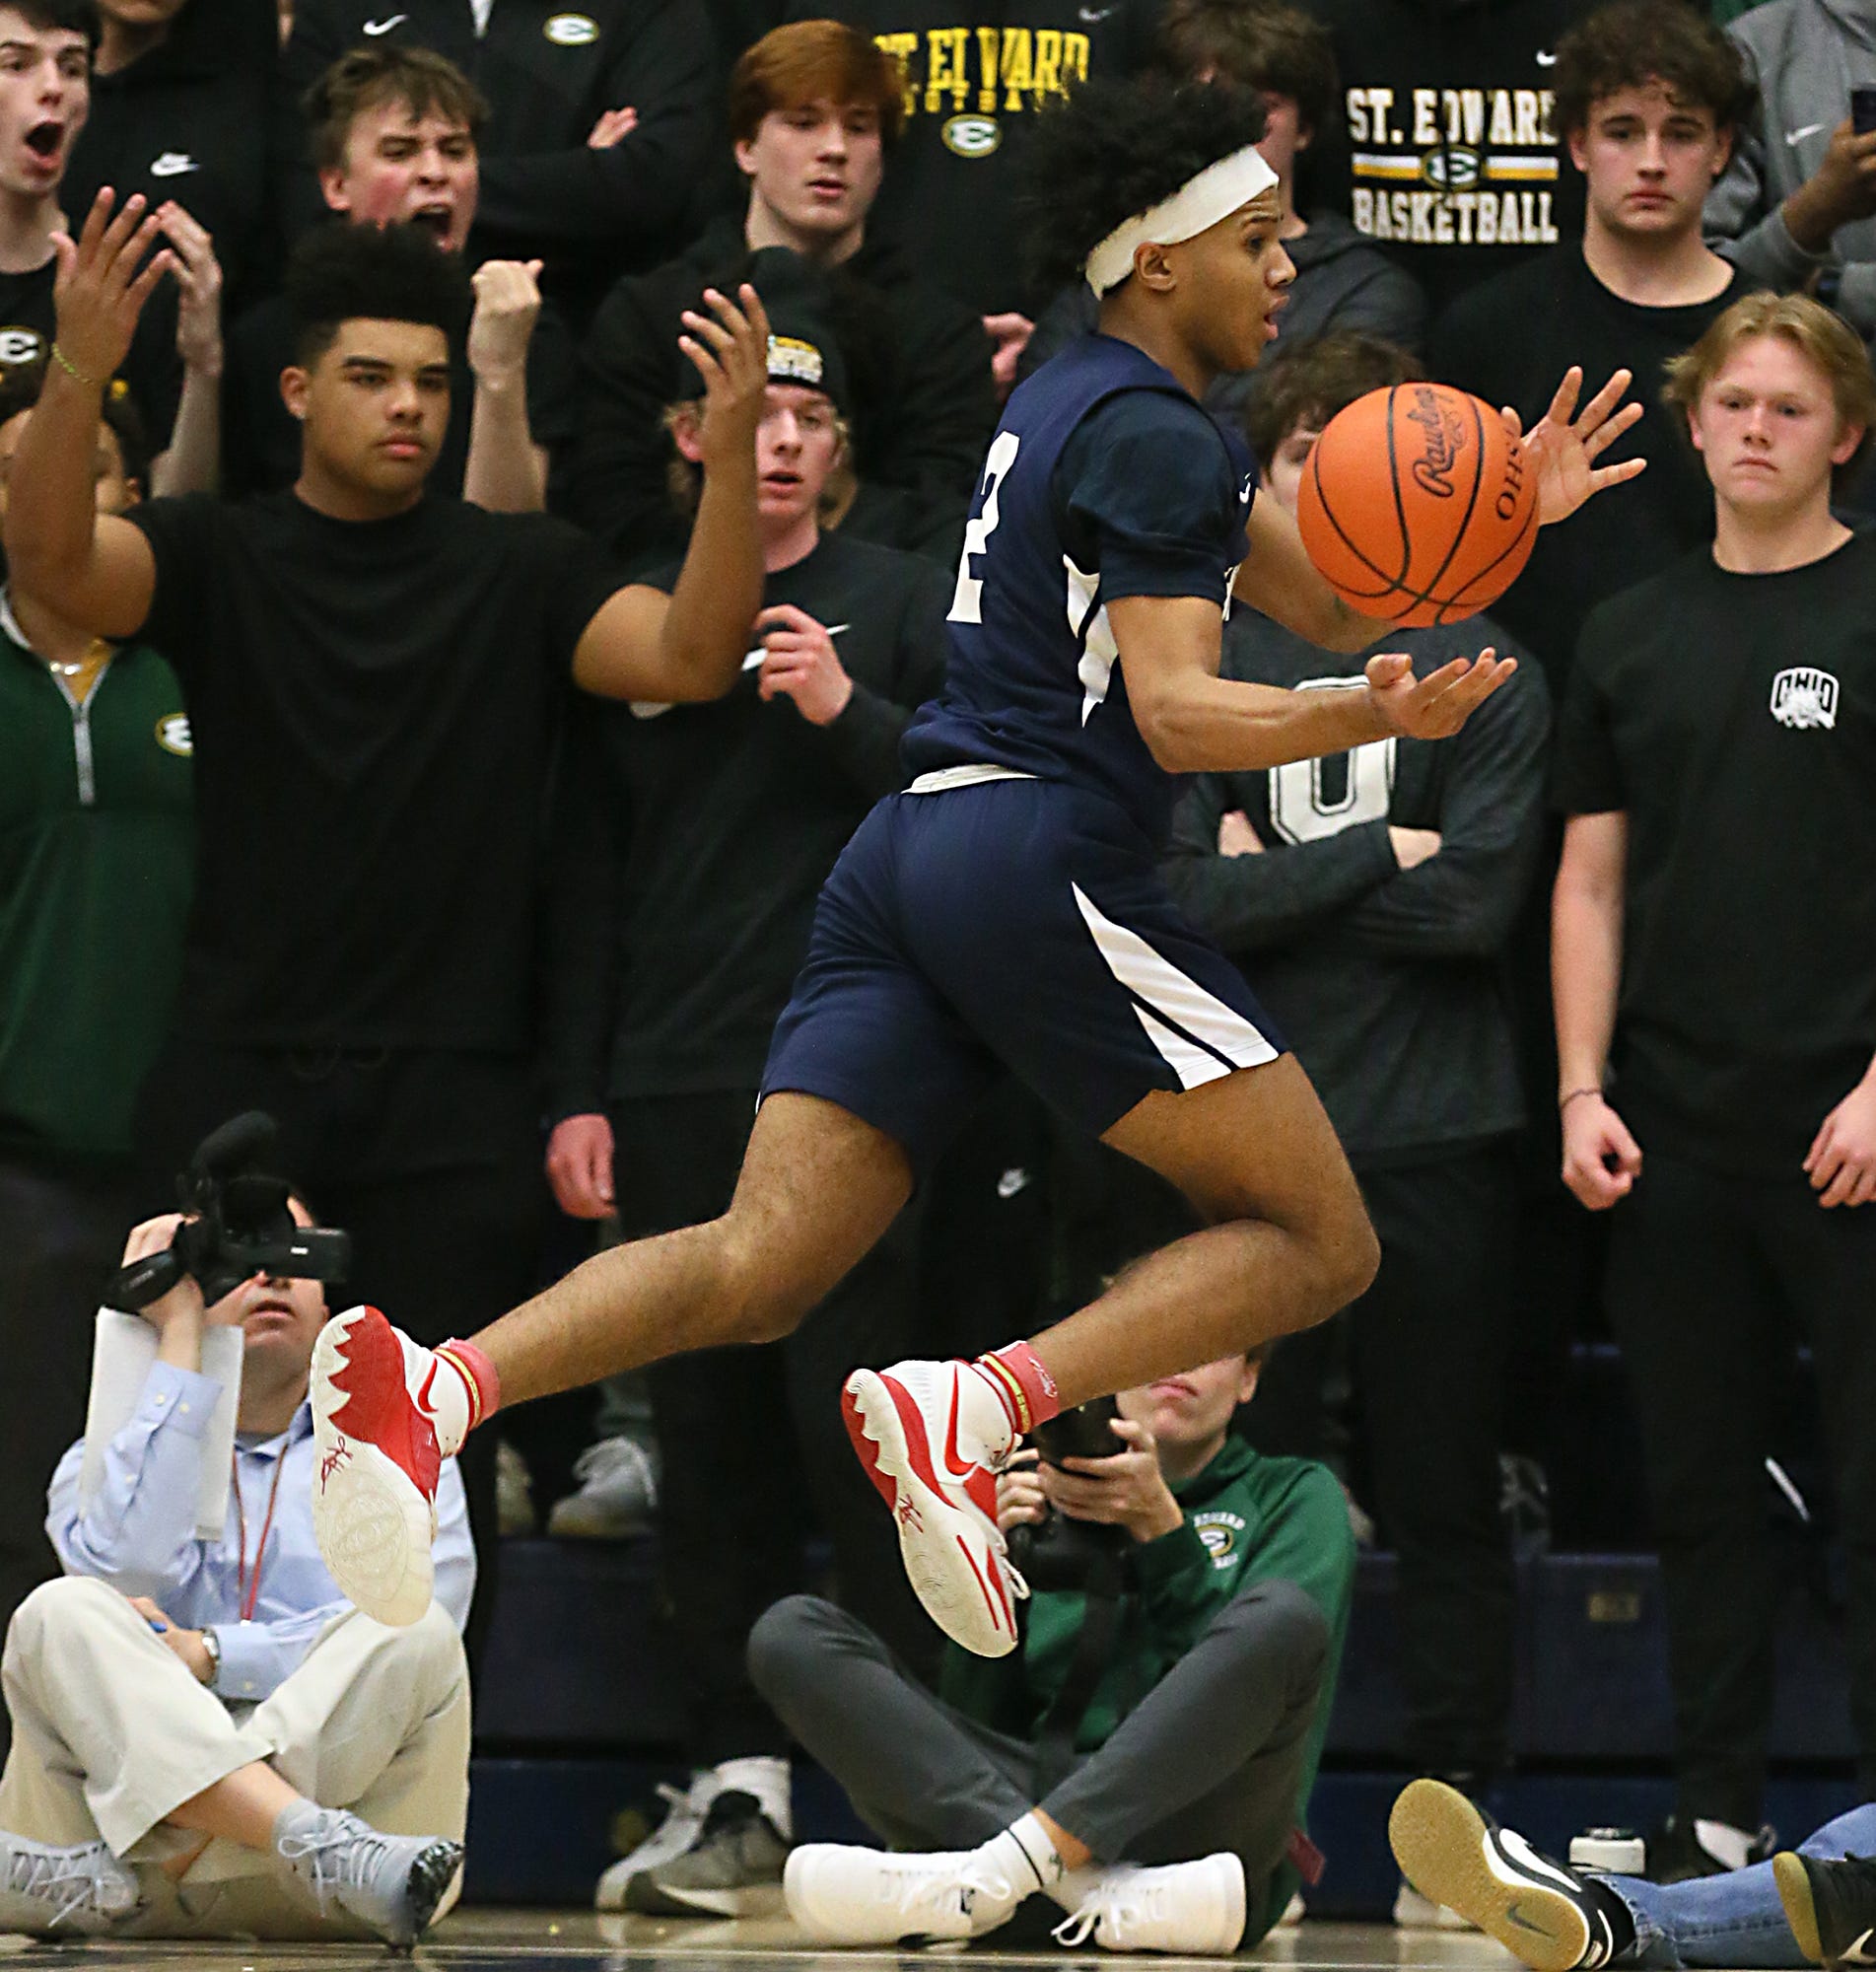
310, 1317, 436, 1628
843, 1370, 1017, 1658
1389, 1780, 1589, 1972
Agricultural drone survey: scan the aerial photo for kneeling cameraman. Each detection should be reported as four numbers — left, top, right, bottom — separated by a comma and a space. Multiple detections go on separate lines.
750, 1348, 1355, 1953
0, 1193, 473, 1946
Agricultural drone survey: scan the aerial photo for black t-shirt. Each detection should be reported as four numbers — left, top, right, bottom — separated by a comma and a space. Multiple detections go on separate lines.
125, 489, 621, 1051
1434, 246, 1756, 693
1305, 0, 1595, 321
545, 529, 951, 1106
1555, 532, 1876, 1175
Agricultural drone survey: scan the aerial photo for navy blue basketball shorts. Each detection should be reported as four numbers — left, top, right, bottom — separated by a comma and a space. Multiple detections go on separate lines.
760, 776, 1286, 1175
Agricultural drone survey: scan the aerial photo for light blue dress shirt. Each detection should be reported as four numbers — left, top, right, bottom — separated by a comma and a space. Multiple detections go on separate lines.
46, 1358, 475, 1703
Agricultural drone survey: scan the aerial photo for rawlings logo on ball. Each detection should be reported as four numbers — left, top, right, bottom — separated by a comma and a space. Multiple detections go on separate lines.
1405, 385, 1466, 500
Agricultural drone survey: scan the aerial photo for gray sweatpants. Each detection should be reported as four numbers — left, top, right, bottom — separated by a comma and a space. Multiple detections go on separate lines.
748, 1581, 1327, 1920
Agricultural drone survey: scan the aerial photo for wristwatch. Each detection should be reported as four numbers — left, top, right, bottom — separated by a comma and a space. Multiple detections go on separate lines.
199, 1626, 222, 1688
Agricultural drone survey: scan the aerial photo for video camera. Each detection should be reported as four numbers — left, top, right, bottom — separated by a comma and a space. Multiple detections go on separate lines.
1007, 1394, 1130, 1591
107, 1111, 352, 1311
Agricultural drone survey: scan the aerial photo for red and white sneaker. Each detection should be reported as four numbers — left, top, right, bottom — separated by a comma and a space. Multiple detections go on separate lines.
311, 1306, 442, 1628
841, 1359, 1026, 1657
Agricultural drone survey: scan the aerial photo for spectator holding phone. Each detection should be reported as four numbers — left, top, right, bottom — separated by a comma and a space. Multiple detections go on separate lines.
1706, 0, 1876, 339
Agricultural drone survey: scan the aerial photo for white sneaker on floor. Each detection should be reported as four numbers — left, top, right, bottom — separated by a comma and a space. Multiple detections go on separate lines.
594, 1771, 723, 1910
1051, 1854, 1247, 1954
841, 1359, 1024, 1656
0, 1834, 138, 1935
548, 1436, 659, 1540
1394, 1878, 1479, 1929
784, 1842, 1023, 1944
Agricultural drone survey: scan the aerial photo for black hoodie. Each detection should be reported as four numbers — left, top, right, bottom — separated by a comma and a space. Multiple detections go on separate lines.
570, 211, 996, 570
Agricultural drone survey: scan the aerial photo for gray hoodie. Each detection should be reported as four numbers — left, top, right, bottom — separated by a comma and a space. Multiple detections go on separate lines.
1704, 0, 1876, 332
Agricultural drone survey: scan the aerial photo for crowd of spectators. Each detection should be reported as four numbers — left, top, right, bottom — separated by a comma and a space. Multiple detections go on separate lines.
0, 0, 1873, 1945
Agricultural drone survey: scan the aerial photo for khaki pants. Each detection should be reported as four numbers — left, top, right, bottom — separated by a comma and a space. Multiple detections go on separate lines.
0, 1576, 470, 1939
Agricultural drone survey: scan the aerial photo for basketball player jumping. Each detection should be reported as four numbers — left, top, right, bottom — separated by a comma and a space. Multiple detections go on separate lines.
310, 77, 1645, 1656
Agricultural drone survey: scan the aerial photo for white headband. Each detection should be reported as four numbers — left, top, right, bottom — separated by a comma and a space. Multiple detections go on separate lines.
1082, 145, 1280, 297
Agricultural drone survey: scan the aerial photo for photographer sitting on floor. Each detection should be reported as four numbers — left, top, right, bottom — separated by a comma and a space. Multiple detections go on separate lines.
0, 1196, 472, 1946
749, 1349, 1355, 1955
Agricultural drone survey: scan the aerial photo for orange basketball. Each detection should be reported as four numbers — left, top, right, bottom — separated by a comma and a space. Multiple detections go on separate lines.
1294, 383, 1538, 629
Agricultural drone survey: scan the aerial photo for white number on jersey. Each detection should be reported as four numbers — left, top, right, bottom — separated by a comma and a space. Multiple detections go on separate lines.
949, 431, 1021, 626
1268, 678, 1397, 842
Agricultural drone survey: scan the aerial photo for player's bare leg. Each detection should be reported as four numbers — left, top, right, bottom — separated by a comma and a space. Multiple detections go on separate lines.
309, 1094, 911, 1623
1044, 1052, 1377, 1403
844, 1052, 1377, 1656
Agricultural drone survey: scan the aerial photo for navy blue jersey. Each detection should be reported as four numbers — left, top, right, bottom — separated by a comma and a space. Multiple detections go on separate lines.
903, 333, 1257, 845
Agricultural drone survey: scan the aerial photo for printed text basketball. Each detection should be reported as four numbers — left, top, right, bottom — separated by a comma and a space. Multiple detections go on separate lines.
1295, 383, 1538, 628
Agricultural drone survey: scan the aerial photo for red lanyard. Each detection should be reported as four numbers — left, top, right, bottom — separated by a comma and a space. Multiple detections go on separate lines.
233, 1445, 289, 1624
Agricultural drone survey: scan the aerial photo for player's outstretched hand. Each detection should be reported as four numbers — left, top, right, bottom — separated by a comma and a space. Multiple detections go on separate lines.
50, 188, 176, 387
1509, 366, 1647, 526
679, 282, 771, 474
1364, 648, 1515, 740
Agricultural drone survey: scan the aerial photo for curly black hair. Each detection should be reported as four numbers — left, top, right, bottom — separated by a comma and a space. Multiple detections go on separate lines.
1023, 76, 1268, 294
285, 221, 474, 369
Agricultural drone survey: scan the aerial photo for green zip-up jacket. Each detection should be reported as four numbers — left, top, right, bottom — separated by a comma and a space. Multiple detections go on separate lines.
941, 1437, 1355, 1941
0, 605, 193, 1164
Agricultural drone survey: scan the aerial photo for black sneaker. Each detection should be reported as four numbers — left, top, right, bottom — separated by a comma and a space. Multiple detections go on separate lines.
1776, 1852, 1876, 1966
626, 1790, 790, 1917
1646, 1815, 1775, 1885
1389, 1779, 1620, 1972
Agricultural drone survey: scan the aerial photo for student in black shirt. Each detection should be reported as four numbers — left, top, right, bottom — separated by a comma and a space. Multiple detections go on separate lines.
5, 212, 771, 1633
63, 0, 280, 309
282, 0, 715, 325
546, 285, 950, 1915
571, 19, 995, 572
221, 47, 574, 508
1554, 293, 1876, 1874
1434, 0, 1757, 696
0, 0, 211, 453
1165, 335, 1547, 1912
787, 0, 1162, 378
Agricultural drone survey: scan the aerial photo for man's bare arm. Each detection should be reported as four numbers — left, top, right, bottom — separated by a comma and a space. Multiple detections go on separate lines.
1552, 809, 1642, 1209
1113, 592, 1513, 776
462, 258, 548, 514
573, 283, 768, 701
6, 191, 172, 636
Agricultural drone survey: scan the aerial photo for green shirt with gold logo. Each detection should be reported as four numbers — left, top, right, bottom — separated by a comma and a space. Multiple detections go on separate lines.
0, 603, 193, 1163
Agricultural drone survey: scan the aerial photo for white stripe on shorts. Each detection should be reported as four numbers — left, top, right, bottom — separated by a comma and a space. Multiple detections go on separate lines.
1072, 882, 1280, 1090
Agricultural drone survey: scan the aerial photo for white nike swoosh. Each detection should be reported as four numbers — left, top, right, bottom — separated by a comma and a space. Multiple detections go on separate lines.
1079, 2, 1118, 18
362, 12, 406, 31
1845, 1929, 1876, 1964
740, 622, 851, 670
1535, 49, 1558, 64
149, 153, 197, 176
1787, 121, 1828, 145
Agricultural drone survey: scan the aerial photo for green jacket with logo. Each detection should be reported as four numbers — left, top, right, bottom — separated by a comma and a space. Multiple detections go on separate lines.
0, 616, 193, 1164
940, 1436, 1355, 1941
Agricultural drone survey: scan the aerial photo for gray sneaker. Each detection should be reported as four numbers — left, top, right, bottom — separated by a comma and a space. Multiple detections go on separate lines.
548, 1436, 659, 1539
275, 1803, 462, 1945
627, 1790, 790, 1916
0, 1832, 138, 1934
